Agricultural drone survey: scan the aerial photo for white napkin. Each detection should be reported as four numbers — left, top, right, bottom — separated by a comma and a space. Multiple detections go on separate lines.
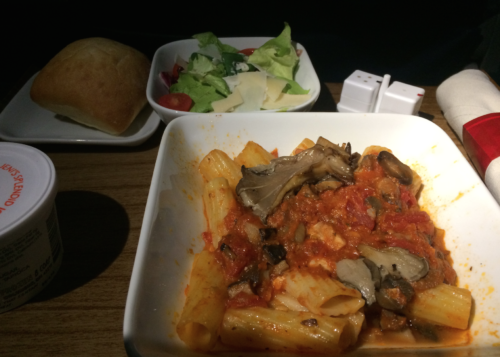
436, 69, 500, 204
436, 69, 500, 141
486, 158, 500, 204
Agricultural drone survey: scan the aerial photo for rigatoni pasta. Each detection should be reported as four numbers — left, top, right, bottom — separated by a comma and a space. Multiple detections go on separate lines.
198, 149, 242, 192
202, 177, 236, 249
176, 250, 227, 351
176, 136, 473, 354
221, 307, 353, 353
234, 141, 275, 168
405, 283, 472, 330
282, 269, 365, 316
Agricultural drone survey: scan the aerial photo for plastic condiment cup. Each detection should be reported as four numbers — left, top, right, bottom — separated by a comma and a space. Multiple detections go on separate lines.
0, 142, 62, 313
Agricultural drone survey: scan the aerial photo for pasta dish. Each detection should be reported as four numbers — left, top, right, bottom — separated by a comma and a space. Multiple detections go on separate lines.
175, 136, 472, 353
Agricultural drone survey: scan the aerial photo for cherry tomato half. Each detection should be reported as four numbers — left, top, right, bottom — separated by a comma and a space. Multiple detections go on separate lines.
172, 63, 183, 82
158, 93, 192, 112
238, 48, 256, 56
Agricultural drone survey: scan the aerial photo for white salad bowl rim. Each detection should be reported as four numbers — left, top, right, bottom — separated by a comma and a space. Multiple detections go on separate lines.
146, 37, 321, 125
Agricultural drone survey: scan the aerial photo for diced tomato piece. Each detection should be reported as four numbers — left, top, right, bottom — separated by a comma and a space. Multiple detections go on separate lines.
400, 186, 417, 208
346, 199, 375, 230
238, 48, 256, 56
342, 185, 376, 230
158, 93, 192, 111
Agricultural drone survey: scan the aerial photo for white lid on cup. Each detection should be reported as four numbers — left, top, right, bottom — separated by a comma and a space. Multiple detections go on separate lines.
0, 143, 57, 238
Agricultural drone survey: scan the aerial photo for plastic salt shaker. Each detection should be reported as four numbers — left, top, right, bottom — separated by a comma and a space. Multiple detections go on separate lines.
0, 143, 62, 313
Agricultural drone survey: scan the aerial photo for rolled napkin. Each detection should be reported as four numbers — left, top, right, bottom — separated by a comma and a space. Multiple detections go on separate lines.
436, 69, 500, 204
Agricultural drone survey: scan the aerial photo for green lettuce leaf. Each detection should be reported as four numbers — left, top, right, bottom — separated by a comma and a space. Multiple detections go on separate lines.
221, 52, 258, 76
203, 74, 231, 97
170, 73, 224, 113
247, 23, 298, 81
193, 32, 239, 55
187, 53, 218, 78
276, 76, 310, 94
185, 53, 230, 97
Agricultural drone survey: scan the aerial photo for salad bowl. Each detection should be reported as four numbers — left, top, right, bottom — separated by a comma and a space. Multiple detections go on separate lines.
146, 38, 321, 124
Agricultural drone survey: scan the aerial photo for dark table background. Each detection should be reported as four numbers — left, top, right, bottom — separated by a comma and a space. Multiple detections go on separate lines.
2, 0, 499, 105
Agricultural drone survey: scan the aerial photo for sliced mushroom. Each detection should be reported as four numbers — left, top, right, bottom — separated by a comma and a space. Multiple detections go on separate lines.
236, 144, 358, 222
301, 318, 318, 327
376, 177, 401, 207
345, 142, 352, 155
314, 176, 343, 192
375, 274, 415, 311
240, 262, 260, 287
336, 259, 377, 305
220, 243, 236, 260
363, 258, 381, 289
358, 154, 377, 171
350, 152, 361, 171
263, 244, 287, 265
298, 184, 318, 199
259, 228, 277, 241
365, 196, 383, 216
358, 244, 429, 282
316, 137, 351, 161
227, 280, 254, 299
377, 151, 413, 185
314, 152, 355, 184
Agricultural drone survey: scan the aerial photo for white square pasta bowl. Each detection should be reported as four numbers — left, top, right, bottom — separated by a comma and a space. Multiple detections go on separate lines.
124, 112, 500, 357
146, 38, 321, 125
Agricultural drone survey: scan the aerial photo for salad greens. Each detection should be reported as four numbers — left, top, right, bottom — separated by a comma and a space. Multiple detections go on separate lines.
247, 24, 298, 81
166, 23, 309, 113
170, 73, 224, 113
192, 32, 239, 57
221, 52, 258, 76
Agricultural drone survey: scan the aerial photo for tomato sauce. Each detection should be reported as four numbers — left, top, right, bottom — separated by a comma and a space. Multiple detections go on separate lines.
210, 151, 467, 347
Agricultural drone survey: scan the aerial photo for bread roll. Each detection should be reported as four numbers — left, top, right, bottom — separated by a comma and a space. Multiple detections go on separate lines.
30, 37, 151, 135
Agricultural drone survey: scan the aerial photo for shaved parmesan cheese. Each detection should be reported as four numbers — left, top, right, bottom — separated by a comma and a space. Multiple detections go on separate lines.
266, 77, 288, 102
211, 88, 243, 113
233, 72, 267, 112
262, 93, 311, 110
223, 75, 239, 92
221, 73, 309, 112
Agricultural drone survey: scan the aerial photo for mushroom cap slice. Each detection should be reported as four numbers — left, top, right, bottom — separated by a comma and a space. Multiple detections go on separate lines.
336, 259, 377, 305
236, 144, 356, 222
358, 244, 429, 282
377, 151, 413, 185
376, 275, 415, 311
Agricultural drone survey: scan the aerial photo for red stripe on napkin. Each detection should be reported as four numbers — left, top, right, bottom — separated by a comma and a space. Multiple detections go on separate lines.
463, 113, 500, 179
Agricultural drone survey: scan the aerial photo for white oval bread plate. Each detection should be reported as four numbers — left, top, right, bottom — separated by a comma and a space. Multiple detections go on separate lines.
0, 73, 161, 146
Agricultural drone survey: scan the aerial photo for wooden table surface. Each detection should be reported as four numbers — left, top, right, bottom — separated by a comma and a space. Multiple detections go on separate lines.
0, 83, 473, 357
